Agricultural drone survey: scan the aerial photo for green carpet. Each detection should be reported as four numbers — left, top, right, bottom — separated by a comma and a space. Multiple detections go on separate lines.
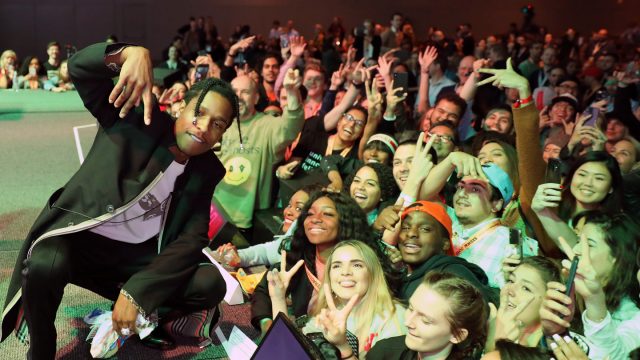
0, 108, 258, 359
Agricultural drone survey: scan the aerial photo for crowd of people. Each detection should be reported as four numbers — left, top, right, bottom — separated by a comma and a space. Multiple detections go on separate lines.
2, 7, 640, 360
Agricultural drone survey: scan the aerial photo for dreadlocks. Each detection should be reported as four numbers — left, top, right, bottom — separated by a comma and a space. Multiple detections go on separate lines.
183, 78, 243, 147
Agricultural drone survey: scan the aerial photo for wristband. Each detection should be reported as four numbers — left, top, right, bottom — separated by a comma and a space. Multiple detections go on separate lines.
513, 94, 533, 109
383, 113, 397, 121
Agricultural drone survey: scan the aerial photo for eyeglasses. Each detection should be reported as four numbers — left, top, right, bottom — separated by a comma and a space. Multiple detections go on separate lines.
426, 132, 454, 144
342, 113, 366, 128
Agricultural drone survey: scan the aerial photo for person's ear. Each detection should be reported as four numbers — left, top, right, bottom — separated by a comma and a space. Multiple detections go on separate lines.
450, 328, 468, 344
441, 236, 450, 252
492, 199, 504, 213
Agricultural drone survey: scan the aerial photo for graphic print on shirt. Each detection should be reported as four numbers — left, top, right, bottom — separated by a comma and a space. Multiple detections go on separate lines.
223, 156, 252, 186
139, 193, 166, 221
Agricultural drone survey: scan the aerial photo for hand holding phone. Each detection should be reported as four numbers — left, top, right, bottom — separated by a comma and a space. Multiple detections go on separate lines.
392, 72, 409, 94
545, 158, 563, 184
564, 257, 580, 297
195, 64, 209, 83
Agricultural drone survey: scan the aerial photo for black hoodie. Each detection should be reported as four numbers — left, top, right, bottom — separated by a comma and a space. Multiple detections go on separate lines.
400, 254, 499, 305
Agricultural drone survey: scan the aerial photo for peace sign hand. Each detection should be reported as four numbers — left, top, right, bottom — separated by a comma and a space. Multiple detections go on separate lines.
495, 284, 536, 343
315, 283, 360, 347
476, 57, 530, 95
558, 235, 604, 301
404, 132, 436, 188
266, 250, 305, 300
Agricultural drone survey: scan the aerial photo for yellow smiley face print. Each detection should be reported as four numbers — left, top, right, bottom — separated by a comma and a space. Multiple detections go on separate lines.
223, 156, 252, 186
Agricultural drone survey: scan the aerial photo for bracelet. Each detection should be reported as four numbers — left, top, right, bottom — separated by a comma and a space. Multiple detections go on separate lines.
383, 113, 397, 121
513, 94, 533, 109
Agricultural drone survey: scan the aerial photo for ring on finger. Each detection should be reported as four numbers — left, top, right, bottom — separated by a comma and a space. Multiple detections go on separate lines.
120, 327, 131, 336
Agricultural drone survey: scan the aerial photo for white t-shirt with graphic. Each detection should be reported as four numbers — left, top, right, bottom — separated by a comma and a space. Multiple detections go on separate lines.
89, 161, 186, 243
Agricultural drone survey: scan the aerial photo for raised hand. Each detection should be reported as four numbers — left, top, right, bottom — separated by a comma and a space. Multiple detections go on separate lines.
447, 151, 485, 179
418, 46, 438, 75
558, 235, 604, 301
364, 74, 383, 116
540, 281, 574, 334
289, 36, 307, 58
531, 183, 563, 213
283, 68, 302, 90
108, 46, 154, 124
330, 63, 346, 90
477, 57, 529, 95
501, 253, 521, 281
385, 81, 408, 113
404, 132, 436, 186
315, 283, 359, 347
229, 35, 256, 56
266, 250, 305, 300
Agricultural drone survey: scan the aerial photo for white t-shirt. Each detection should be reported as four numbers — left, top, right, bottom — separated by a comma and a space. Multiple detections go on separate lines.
89, 161, 187, 243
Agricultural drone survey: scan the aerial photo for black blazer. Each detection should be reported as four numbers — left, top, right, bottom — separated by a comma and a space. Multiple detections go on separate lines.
1, 42, 226, 341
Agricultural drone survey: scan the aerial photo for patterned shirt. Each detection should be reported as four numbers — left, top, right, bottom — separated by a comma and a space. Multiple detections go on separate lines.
447, 207, 538, 288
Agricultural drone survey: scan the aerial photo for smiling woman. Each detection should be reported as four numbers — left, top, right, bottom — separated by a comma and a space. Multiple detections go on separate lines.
344, 163, 399, 224
250, 191, 397, 335
305, 240, 406, 357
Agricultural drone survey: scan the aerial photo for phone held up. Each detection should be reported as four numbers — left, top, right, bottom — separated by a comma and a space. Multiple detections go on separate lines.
545, 158, 564, 185
393, 72, 409, 95
195, 65, 209, 83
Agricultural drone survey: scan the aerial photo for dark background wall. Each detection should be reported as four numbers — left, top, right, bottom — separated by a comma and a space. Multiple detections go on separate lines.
1, 0, 638, 62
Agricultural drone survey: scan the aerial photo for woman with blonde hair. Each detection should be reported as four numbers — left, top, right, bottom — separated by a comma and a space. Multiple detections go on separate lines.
306, 239, 406, 359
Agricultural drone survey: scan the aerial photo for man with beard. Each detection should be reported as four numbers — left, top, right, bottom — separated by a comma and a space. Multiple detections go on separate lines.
259, 54, 281, 102
213, 71, 304, 240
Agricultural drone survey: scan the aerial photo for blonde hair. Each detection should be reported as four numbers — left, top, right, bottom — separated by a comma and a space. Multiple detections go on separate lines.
1, 50, 17, 68
311, 240, 400, 349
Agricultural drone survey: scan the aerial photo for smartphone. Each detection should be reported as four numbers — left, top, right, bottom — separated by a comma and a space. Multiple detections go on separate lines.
582, 107, 599, 127
509, 229, 523, 259
564, 257, 580, 296
197, 49, 208, 57
545, 158, 563, 184
29, 67, 37, 76
280, 34, 289, 49
195, 64, 209, 83
393, 72, 409, 94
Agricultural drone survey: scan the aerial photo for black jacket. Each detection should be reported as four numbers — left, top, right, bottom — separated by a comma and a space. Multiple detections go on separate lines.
1, 42, 226, 341
366, 336, 416, 360
400, 254, 498, 305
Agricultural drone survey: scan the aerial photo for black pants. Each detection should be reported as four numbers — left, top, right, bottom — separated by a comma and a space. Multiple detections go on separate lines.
21, 231, 225, 360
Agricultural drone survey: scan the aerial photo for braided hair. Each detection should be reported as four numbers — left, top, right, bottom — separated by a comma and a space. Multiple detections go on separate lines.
183, 78, 242, 147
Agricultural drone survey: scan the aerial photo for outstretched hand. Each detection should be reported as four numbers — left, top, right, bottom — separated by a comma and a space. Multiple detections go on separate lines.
289, 36, 307, 58
315, 283, 359, 347
477, 57, 530, 96
418, 46, 438, 74
108, 46, 154, 124
266, 250, 304, 300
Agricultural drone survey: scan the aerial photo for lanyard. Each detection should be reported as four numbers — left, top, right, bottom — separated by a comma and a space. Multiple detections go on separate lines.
304, 264, 321, 292
326, 135, 353, 157
453, 219, 501, 256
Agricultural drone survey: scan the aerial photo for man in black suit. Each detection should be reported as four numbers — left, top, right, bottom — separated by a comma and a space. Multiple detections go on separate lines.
1, 42, 239, 359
